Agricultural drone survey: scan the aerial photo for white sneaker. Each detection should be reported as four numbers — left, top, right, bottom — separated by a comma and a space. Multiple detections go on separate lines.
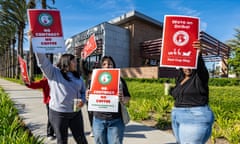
90, 132, 94, 137
47, 136, 56, 140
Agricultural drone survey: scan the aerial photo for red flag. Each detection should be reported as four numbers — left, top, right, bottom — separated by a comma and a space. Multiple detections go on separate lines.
18, 55, 30, 84
81, 34, 97, 59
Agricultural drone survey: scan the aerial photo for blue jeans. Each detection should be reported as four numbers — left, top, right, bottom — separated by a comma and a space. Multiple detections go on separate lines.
171, 105, 214, 144
93, 117, 125, 144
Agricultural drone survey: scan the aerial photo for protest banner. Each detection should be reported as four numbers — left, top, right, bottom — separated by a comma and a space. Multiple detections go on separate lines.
88, 69, 120, 112
81, 34, 97, 59
27, 9, 65, 53
18, 55, 30, 84
160, 15, 199, 69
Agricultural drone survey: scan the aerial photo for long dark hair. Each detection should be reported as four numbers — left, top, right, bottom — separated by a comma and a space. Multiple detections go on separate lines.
176, 68, 197, 84
101, 56, 116, 68
56, 54, 80, 81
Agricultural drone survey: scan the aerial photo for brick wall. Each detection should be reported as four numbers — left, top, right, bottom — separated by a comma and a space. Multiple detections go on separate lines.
121, 66, 179, 78
119, 20, 162, 67
121, 66, 159, 78
130, 20, 162, 67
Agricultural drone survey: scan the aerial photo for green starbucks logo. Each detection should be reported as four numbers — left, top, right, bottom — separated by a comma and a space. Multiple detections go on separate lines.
38, 13, 53, 26
98, 72, 112, 85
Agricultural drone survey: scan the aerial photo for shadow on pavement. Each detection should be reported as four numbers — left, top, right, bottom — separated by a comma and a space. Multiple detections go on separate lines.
125, 124, 156, 132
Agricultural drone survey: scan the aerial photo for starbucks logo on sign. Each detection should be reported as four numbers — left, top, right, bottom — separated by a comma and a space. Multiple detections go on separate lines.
98, 72, 112, 85
38, 13, 53, 26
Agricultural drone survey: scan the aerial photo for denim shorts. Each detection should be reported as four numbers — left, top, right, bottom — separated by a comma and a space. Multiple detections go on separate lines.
171, 105, 215, 144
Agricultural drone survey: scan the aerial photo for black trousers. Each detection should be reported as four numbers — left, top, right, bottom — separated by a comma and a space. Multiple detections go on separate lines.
46, 104, 55, 137
86, 102, 93, 128
49, 109, 88, 144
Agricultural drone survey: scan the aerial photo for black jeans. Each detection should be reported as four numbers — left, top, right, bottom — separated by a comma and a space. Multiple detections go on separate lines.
86, 102, 93, 128
49, 109, 88, 144
46, 104, 55, 137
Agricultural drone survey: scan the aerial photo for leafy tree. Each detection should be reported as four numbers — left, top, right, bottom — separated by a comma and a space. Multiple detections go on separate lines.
227, 28, 240, 77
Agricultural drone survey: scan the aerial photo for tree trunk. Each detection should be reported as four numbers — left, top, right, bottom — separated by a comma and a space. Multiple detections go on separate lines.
29, 42, 34, 81
6, 44, 10, 78
15, 23, 25, 79
11, 38, 16, 78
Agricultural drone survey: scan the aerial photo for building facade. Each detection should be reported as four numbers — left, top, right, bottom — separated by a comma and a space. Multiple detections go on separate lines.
67, 22, 130, 68
66, 11, 230, 78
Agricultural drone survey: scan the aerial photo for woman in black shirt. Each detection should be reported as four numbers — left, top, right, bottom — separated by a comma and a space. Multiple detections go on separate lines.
170, 41, 214, 144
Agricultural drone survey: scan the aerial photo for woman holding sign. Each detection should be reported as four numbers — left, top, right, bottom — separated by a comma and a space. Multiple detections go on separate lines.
170, 41, 214, 144
34, 52, 88, 144
86, 56, 131, 144
29, 29, 88, 144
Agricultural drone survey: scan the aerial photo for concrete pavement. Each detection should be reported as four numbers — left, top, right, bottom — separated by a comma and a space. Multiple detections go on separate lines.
0, 78, 176, 144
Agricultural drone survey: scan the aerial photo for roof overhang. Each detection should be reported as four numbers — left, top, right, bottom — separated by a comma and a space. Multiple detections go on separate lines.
108, 10, 163, 27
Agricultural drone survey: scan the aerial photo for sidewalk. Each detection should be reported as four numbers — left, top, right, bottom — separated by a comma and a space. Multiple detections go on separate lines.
0, 78, 176, 144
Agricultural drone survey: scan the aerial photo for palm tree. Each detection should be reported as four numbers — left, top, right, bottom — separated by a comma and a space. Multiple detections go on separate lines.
0, 26, 10, 77
0, 24, 15, 77
0, 0, 28, 79
1, 23, 17, 78
0, 1, 18, 78
0, 0, 56, 79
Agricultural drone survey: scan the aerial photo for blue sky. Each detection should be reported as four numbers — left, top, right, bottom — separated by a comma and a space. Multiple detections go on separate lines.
25, 0, 240, 46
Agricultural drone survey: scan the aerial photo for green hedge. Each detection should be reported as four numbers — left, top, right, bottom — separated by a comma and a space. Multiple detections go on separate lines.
0, 88, 43, 144
125, 79, 240, 143
124, 77, 240, 86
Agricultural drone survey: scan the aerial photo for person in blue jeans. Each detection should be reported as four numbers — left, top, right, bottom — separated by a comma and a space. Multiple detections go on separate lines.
86, 56, 131, 144
170, 41, 215, 144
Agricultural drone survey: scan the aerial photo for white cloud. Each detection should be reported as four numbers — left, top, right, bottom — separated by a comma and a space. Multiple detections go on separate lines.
77, 0, 136, 18
176, 6, 200, 17
165, 1, 201, 17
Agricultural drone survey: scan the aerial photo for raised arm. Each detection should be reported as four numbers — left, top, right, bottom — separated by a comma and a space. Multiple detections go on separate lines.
35, 53, 57, 80
193, 40, 209, 83
25, 79, 45, 89
196, 53, 209, 83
